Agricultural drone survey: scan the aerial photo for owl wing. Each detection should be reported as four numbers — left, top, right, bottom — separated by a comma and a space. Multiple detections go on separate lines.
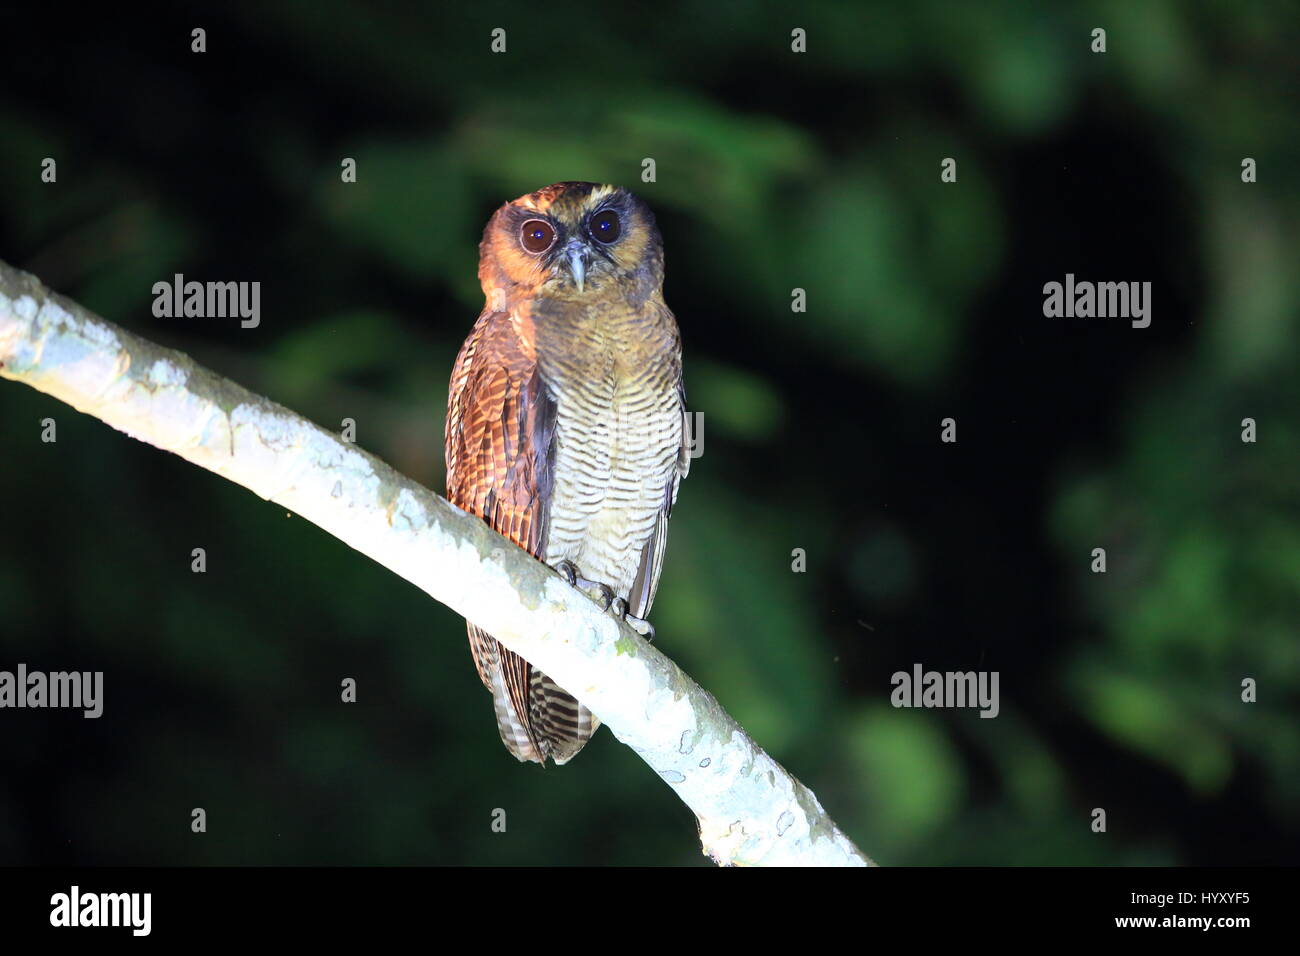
445, 309, 557, 763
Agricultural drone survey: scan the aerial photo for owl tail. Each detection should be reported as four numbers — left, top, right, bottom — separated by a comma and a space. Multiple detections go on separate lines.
529, 670, 601, 765
468, 624, 600, 765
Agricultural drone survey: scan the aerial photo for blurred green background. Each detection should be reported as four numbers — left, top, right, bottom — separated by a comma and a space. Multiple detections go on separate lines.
0, 1, 1297, 865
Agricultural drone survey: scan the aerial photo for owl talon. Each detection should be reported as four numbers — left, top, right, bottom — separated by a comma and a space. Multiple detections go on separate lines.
553, 560, 616, 611
611, 597, 655, 642
623, 613, 656, 643
554, 559, 580, 588
586, 582, 615, 610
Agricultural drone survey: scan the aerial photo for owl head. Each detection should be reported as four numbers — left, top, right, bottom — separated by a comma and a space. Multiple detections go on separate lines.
478, 182, 663, 303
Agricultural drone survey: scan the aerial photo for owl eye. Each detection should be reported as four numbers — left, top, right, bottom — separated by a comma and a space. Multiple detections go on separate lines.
589, 209, 621, 243
519, 219, 557, 254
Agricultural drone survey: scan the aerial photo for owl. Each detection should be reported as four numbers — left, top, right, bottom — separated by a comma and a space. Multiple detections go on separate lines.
445, 182, 689, 765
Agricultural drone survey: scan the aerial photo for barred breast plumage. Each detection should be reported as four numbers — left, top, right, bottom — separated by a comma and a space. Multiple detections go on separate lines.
534, 298, 684, 614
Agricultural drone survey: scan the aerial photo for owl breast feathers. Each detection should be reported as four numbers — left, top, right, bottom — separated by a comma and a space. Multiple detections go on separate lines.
445, 182, 689, 765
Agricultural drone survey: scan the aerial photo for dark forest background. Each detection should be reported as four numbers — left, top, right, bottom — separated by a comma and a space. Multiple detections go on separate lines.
0, 1, 1296, 865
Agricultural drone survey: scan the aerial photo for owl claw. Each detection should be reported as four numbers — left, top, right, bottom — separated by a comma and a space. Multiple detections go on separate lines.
554, 559, 580, 588
553, 560, 615, 611
623, 614, 656, 643
611, 597, 656, 643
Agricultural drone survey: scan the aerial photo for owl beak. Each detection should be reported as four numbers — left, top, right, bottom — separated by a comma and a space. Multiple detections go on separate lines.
564, 243, 589, 292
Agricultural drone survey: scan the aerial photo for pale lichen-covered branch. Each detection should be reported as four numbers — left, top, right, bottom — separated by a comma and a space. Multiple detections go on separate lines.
0, 259, 872, 867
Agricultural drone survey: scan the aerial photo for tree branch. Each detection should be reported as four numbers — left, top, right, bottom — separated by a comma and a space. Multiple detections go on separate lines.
0, 259, 872, 867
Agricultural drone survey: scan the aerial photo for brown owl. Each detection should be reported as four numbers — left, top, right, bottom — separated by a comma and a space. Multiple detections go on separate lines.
445, 182, 689, 764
